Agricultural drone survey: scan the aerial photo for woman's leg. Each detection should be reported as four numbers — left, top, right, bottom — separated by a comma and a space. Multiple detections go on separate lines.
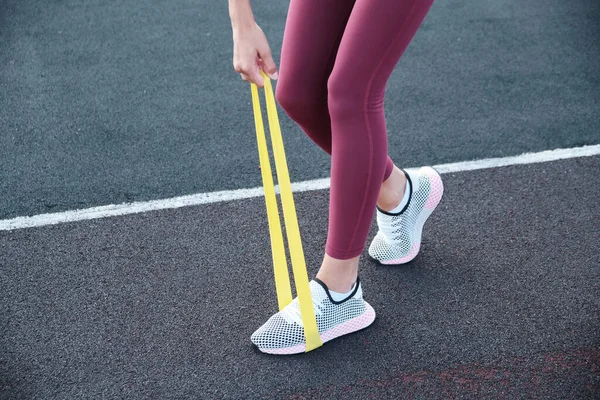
277, 0, 436, 290
320, 0, 436, 267
275, 0, 408, 293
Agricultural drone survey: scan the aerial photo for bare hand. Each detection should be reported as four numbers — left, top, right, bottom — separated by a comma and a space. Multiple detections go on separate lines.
232, 23, 278, 88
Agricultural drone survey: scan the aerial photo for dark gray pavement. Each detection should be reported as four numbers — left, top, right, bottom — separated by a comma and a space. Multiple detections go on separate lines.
1, 156, 599, 399
1, 0, 599, 218
2, 0, 600, 398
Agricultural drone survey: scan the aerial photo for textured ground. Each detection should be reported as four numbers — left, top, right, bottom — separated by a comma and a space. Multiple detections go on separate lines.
1, 0, 599, 399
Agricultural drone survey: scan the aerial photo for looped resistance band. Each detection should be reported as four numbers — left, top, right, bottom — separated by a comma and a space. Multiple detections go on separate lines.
250, 72, 322, 352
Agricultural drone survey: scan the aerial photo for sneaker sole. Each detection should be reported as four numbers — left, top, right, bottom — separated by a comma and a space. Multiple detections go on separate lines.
256, 302, 376, 355
370, 166, 444, 266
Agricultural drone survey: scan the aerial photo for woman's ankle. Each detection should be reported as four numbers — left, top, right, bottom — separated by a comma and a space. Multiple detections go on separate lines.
316, 254, 359, 293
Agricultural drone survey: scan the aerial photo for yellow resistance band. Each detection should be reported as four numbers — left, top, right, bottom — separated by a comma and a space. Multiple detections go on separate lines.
250, 72, 322, 352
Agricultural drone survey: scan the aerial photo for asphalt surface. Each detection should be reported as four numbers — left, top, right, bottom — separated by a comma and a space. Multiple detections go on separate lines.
1, 157, 599, 399
1, 0, 600, 398
1, 0, 599, 219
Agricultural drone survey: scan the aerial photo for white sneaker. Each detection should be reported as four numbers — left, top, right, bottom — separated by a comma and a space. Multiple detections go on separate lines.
251, 278, 376, 355
368, 166, 443, 265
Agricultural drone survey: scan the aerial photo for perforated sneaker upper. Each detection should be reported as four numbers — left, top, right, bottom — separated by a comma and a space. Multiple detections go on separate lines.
369, 167, 443, 264
251, 279, 367, 352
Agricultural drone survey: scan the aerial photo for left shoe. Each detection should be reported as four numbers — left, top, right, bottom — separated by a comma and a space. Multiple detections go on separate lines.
368, 166, 444, 265
251, 278, 376, 355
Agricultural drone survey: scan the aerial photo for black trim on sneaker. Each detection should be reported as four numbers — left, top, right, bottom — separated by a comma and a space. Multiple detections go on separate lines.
376, 169, 413, 216
313, 276, 361, 305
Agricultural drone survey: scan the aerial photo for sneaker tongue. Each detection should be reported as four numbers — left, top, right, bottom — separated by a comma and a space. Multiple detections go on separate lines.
280, 280, 327, 325
310, 280, 333, 304
405, 168, 421, 193
309, 279, 326, 296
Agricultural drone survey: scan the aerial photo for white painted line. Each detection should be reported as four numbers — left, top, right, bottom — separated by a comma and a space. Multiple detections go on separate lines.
432, 144, 600, 174
1, 144, 599, 231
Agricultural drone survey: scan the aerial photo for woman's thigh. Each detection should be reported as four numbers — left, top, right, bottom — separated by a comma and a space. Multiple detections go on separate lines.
277, 0, 356, 103
328, 0, 435, 109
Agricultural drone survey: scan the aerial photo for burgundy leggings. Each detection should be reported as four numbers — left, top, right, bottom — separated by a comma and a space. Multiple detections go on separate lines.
275, 0, 435, 259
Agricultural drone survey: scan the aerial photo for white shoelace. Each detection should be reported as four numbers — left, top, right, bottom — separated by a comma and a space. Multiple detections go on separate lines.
377, 211, 403, 239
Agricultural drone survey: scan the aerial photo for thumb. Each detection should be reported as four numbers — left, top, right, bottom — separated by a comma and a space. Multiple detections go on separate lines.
258, 48, 278, 80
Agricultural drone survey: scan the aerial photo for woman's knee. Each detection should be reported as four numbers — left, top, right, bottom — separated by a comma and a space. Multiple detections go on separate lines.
327, 71, 362, 120
275, 77, 324, 123
328, 71, 386, 123
274, 81, 296, 115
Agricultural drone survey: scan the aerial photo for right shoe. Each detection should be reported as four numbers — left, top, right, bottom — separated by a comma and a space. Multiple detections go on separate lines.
368, 166, 443, 265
